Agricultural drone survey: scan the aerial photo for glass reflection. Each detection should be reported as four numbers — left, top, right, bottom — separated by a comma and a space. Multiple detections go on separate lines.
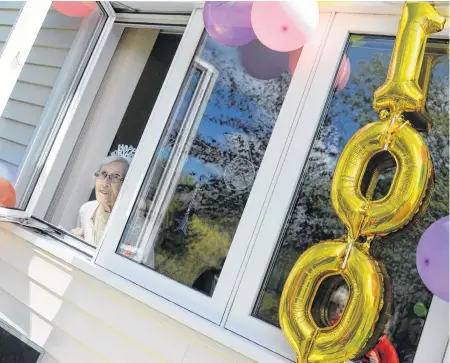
254, 35, 449, 363
117, 33, 293, 296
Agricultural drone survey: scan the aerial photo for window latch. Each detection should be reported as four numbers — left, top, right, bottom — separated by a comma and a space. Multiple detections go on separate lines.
11, 51, 21, 69
0, 216, 63, 238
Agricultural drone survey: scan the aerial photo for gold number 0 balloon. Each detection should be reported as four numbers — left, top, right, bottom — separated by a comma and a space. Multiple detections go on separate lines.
280, 3, 445, 363
279, 240, 392, 363
331, 118, 433, 240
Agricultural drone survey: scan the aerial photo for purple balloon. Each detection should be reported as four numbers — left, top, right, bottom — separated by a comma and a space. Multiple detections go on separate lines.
416, 215, 449, 302
203, 1, 256, 47
240, 39, 290, 80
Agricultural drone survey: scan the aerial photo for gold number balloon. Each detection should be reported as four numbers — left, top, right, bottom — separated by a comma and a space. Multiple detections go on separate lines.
279, 240, 391, 363
331, 118, 433, 240
280, 2, 445, 363
373, 2, 446, 129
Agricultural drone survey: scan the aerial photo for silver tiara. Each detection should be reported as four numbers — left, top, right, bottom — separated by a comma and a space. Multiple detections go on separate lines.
110, 144, 136, 163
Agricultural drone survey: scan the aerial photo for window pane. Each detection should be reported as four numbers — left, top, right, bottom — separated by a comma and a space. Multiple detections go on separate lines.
0, 4, 103, 208
117, 33, 293, 296
45, 30, 182, 247
0, 2, 24, 58
253, 35, 449, 363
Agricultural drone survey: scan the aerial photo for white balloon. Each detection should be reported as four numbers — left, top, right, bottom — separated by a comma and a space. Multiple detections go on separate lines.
284, 1, 320, 42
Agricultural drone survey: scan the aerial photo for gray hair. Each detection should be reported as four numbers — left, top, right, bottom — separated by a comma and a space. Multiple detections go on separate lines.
330, 285, 349, 306
97, 155, 130, 174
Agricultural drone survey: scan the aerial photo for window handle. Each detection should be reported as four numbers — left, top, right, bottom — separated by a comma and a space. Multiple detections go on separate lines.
12, 51, 21, 68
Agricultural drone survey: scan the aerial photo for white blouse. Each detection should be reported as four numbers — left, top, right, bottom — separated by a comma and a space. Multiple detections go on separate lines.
76, 200, 155, 267
77, 200, 99, 245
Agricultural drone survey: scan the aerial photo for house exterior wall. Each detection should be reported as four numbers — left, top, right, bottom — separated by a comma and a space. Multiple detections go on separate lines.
0, 226, 254, 363
0, 2, 82, 181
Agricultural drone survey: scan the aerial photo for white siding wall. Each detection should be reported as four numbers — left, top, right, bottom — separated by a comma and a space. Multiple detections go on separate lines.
0, 2, 82, 182
0, 226, 254, 363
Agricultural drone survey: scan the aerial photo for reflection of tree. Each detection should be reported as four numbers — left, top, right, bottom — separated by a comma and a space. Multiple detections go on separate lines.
256, 46, 448, 363
187, 82, 291, 221
149, 37, 291, 295
156, 212, 231, 287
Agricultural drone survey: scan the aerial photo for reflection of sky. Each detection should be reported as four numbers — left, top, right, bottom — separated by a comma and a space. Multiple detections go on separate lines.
328, 35, 449, 146
0, 161, 17, 185
331, 36, 393, 142
158, 70, 201, 162
173, 35, 289, 182
168, 34, 449, 183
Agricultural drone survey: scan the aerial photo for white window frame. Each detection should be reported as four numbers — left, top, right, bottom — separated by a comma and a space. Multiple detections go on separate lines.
0, 1, 116, 219
132, 56, 219, 264
43, 27, 162, 230
0, 1, 52, 117
14, 4, 107, 210
2, 6, 194, 232
224, 11, 450, 362
94, 8, 332, 324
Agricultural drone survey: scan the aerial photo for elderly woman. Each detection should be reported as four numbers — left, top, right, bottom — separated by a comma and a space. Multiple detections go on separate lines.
71, 155, 129, 246
329, 285, 399, 363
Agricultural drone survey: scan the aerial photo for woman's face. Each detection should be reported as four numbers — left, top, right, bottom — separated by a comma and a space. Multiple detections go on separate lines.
95, 161, 127, 212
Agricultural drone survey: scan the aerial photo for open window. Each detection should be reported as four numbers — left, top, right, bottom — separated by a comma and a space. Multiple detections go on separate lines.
0, 1, 191, 256
92, 7, 331, 323
0, 1, 106, 214
96, 9, 300, 322
43, 28, 184, 240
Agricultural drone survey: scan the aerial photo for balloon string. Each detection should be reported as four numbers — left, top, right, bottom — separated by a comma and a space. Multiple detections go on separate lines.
381, 111, 410, 150
341, 238, 354, 270
299, 331, 318, 362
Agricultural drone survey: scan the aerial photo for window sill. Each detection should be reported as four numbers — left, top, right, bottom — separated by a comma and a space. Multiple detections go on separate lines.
0, 223, 291, 363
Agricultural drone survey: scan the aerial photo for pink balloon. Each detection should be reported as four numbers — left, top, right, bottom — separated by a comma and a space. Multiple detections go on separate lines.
289, 48, 302, 74
335, 55, 351, 92
52, 1, 97, 17
251, 1, 319, 52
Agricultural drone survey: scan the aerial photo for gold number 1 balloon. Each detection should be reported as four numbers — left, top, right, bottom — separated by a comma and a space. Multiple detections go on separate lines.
280, 3, 445, 363
373, 2, 446, 127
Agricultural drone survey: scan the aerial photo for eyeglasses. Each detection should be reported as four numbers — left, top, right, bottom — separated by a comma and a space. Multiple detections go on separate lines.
94, 171, 124, 183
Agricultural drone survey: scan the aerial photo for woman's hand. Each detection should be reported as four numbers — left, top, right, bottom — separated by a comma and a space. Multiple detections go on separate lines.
71, 227, 85, 239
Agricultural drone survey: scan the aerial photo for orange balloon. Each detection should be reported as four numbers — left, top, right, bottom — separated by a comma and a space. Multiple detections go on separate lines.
0, 178, 16, 208
52, 2, 97, 17
335, 54, 351, 92
289, 48, 303, 75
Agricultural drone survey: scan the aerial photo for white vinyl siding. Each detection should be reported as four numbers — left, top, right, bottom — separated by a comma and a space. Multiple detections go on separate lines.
0, 2, 82, 180
0, 226, 254, 363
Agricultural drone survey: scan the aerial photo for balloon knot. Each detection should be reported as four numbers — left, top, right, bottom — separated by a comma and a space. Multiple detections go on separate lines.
379, 109, 390, 121
282, 25, 288, 32
380, 114, 410, 149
